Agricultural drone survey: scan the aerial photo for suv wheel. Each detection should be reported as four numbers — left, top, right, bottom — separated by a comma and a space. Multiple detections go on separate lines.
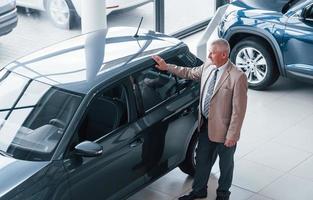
47, 0, 78, 29
230, 37, 279, 90
179, 133, 198, 176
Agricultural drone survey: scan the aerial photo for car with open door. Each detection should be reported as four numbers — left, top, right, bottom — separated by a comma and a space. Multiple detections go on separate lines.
0, 27, 202, 200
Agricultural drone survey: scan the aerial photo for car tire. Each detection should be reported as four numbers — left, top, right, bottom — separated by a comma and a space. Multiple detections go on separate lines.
46, 0, 78, 29
179, 133, 198, 177
230, 37, 279, 90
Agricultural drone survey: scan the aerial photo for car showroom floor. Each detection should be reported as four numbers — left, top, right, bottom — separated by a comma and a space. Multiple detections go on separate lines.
1, 9, 313, 200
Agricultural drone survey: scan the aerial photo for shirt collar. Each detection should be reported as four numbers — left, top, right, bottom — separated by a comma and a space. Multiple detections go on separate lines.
212, 60, 229, 72
218, 60, 229, 71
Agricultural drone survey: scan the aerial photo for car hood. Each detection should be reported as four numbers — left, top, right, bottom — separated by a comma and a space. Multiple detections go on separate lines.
0, 155, 49, 198
237, 9, 283, 21
224, 0, 288, 22
230, 0, 290, 12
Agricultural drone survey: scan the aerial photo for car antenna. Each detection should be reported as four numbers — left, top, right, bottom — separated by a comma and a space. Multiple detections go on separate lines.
134, 17, 143, 38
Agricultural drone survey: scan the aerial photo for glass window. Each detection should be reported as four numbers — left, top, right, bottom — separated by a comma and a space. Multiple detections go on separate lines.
77, 84, 129, 142
107, 0, 154, 31
134, 67, 177, 111
164, 0, 216, 35
164, 53, 202, 91
0, 69, 83, 161
0, 71, 28, 110
304, 4, 313, 19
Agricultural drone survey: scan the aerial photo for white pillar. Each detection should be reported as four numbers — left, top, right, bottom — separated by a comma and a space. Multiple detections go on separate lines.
85, 30, 107, 81
196, 4, 228, 61
81, 0, 107, 34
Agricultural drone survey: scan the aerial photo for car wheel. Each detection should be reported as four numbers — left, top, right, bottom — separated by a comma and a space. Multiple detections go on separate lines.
46, 0, 78, 29
179, 133, 198, 177
230, 37, 279, 90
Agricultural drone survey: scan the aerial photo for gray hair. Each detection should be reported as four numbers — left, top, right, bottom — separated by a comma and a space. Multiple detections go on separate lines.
211, 38, 230, 55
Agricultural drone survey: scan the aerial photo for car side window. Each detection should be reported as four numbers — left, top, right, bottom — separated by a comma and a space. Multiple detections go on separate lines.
165, 53, 202, 92
77, 84, 129, 142
134, 67, 177, 112
303, 4, 313, 20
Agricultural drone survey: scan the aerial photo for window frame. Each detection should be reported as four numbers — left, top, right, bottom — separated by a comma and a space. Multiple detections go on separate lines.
130, 53, 201, 116
74, 79, 132, 144
303, 3, 313, 21
131, 66, 180, 115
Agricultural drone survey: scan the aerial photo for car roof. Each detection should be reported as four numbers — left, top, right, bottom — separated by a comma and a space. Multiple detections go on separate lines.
5, 27, 184, 94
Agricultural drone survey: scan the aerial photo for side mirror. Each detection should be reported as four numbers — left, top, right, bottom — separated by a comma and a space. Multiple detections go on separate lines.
74, 141, 103, 157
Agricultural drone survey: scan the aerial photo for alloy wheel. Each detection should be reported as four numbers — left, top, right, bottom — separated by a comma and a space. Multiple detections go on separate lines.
49, 0, 70, 26
235, 47, 268, 84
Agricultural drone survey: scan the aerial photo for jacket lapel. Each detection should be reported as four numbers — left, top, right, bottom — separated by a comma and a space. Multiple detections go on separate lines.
211, 62, 233, 98
199, 65, 215, 112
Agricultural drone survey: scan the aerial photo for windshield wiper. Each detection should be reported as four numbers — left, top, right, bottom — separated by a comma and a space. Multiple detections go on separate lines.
0, 150, 12, 157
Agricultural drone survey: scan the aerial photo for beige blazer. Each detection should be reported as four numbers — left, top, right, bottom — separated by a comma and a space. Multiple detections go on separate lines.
168, 60, 248, 143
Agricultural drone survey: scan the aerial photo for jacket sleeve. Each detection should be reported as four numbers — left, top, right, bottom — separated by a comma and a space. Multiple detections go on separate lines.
167, 64, 204, 81
226, 73, 248, 141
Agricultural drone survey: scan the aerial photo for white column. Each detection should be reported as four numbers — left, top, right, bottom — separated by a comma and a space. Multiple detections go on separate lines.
85, 30, 107, 81
81, 0, 107, 34
196, 4, 228, 61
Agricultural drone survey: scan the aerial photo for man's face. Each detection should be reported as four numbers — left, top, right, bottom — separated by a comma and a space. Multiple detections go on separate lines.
208, 45, 227, 66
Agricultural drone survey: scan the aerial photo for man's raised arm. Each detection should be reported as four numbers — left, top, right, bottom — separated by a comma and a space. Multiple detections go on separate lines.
152, 55, 203, 81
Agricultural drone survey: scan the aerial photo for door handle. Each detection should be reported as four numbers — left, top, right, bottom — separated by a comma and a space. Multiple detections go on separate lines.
130, 138, 143, 148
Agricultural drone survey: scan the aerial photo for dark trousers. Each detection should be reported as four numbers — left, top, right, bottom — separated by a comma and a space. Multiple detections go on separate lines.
192, 119, 236, 195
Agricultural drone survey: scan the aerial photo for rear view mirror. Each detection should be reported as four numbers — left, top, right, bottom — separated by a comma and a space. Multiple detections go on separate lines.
74, 141, 103, 157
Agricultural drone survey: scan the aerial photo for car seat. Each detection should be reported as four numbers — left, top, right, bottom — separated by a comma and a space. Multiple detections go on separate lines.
82, 97, 123, 141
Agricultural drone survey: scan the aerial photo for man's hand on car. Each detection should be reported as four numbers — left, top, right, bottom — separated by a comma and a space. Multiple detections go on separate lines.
152, 55, 169, 71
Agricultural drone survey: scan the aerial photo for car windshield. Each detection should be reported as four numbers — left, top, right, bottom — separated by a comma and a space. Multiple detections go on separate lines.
0, 69, 83, 161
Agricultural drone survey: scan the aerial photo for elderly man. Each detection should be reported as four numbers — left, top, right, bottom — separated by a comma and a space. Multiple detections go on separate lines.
152, 38, 248, 200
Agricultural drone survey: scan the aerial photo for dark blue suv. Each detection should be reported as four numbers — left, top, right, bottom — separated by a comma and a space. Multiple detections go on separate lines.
218, 0, 313, 89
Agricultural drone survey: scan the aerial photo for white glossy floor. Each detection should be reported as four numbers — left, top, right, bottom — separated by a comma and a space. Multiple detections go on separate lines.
127, 33, 313, 200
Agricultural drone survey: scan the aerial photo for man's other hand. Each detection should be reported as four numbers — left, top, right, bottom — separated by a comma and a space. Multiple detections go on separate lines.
224, 138, 236, 147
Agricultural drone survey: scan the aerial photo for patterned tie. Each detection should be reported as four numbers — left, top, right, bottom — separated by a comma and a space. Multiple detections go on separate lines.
203, 69, 219, 118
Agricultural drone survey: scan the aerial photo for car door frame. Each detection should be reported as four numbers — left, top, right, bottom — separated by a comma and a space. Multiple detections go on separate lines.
59, 76, 150, 200
127, 54, 200, 182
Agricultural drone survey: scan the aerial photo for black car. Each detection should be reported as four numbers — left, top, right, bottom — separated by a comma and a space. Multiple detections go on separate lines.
0, 0, 17, 37
0, 27, 202, 200
219, 0, 313, 89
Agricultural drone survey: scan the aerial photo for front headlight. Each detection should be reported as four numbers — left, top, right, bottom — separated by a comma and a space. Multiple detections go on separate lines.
223, 11, 237, 22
